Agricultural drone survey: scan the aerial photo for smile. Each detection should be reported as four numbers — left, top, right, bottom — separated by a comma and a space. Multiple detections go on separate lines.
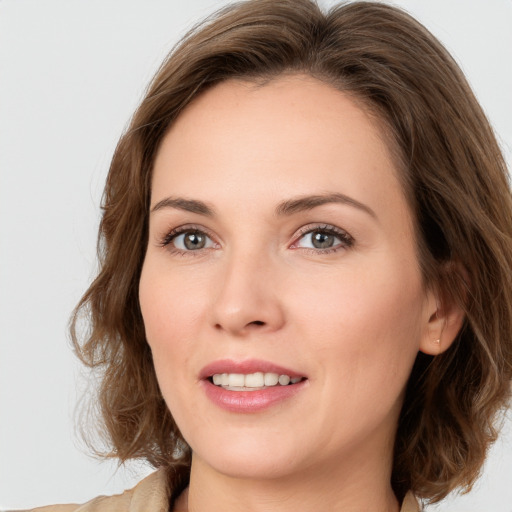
200, 360, 308, 412
210, 372, 305, 391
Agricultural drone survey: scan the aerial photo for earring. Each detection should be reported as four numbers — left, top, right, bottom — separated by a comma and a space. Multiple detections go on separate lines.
434, 338, 441, 345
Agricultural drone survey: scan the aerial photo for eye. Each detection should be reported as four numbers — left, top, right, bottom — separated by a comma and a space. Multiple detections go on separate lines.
293, 225, 353, 252
162, 228, 216, 252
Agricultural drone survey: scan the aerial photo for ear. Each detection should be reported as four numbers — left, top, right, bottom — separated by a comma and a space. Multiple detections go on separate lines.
419, 284, 465, 356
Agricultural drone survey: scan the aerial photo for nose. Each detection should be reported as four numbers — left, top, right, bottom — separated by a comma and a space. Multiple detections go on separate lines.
210, 248, 286, 337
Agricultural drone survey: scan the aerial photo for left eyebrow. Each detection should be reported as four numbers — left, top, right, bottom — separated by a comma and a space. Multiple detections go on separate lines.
275, 193, 377, 219
151, 197, 215, 216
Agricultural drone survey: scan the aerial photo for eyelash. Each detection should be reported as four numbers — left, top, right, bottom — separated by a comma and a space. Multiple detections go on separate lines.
159, 224, 217, 257
291, 224, 354, 254
158, 223, 354, 256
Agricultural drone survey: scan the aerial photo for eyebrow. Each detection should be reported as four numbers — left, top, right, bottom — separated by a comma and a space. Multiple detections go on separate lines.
151, 192, 376, 219
275, 193, 377, 219
151, 197, 215, 216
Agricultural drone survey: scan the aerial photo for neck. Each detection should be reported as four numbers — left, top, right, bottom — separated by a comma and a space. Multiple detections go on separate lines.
175, 440, 400, 512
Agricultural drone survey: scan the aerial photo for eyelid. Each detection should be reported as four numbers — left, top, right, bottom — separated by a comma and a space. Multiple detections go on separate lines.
156, 222, 354, 255
290, 223, 354, 251
158, 224, 219, 250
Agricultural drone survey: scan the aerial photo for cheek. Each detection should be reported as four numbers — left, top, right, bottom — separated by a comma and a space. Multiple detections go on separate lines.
139, 266, 205, 434
138, 263, 205, 389
140, 260, 205, 343
294, 257, 424, 392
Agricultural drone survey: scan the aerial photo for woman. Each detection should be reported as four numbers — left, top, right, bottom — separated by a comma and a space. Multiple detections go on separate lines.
26, 0, 512, 510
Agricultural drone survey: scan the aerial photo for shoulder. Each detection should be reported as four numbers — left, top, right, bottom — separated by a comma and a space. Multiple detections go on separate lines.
19, 469, 169, 512
401, 491, 421, 512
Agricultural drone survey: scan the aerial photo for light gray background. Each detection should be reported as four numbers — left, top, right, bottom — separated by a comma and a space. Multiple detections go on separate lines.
1, 0, 511, 510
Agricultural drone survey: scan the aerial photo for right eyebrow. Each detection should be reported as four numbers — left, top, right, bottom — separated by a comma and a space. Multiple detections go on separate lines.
150, 197, 215, 216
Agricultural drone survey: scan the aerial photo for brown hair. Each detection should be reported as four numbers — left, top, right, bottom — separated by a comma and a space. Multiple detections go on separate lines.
71, 0, 512, 503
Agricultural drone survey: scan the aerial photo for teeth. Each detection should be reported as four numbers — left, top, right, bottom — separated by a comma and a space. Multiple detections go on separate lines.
229, 374, 245, 387
210, 372, 303, 389
278, 374, 290, 385
245, 372, 264, 387
264, 373, 279, 386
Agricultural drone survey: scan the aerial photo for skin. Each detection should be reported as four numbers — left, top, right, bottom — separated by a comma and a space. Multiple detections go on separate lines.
139, 75, 463, 512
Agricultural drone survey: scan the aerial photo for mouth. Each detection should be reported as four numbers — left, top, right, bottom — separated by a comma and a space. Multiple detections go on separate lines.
200, 359, 308, 412
208, 372, 306, 391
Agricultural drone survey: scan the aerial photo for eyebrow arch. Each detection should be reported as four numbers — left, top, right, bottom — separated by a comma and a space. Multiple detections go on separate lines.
150, 192, 376, 219
275, 193, 377, 219
151, 197, 215, 216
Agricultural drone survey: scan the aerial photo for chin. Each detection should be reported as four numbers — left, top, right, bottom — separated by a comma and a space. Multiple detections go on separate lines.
189, 430, 309, 480
199, 451, 303, 481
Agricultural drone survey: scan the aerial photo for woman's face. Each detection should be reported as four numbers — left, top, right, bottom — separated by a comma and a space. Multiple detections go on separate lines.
139, 75, 437, 482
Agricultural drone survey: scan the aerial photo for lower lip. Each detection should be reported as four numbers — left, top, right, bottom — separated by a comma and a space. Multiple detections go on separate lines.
202, 379, 307, 413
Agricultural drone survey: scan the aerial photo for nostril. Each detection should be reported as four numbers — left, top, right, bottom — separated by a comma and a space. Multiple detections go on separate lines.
250, 320, 265, 326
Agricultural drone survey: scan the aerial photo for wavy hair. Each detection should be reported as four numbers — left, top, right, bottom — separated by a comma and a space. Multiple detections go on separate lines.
71, 0, 512, 503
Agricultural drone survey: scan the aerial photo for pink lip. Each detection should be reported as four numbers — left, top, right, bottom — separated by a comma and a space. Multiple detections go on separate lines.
199, 359, 308, 413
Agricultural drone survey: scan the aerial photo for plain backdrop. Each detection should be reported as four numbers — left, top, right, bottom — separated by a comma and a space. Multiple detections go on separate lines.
1, 0, 511, 510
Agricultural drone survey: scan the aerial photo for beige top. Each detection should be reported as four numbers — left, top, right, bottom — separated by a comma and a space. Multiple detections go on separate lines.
21, 469, 420, 512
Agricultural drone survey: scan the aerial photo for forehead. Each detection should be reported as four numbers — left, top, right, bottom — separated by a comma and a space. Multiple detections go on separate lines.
151, 75, 410, 228
159, 75, 391, 160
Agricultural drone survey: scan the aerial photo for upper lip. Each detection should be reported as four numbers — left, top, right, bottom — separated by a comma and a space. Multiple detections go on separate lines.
199, 359, 306, 380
